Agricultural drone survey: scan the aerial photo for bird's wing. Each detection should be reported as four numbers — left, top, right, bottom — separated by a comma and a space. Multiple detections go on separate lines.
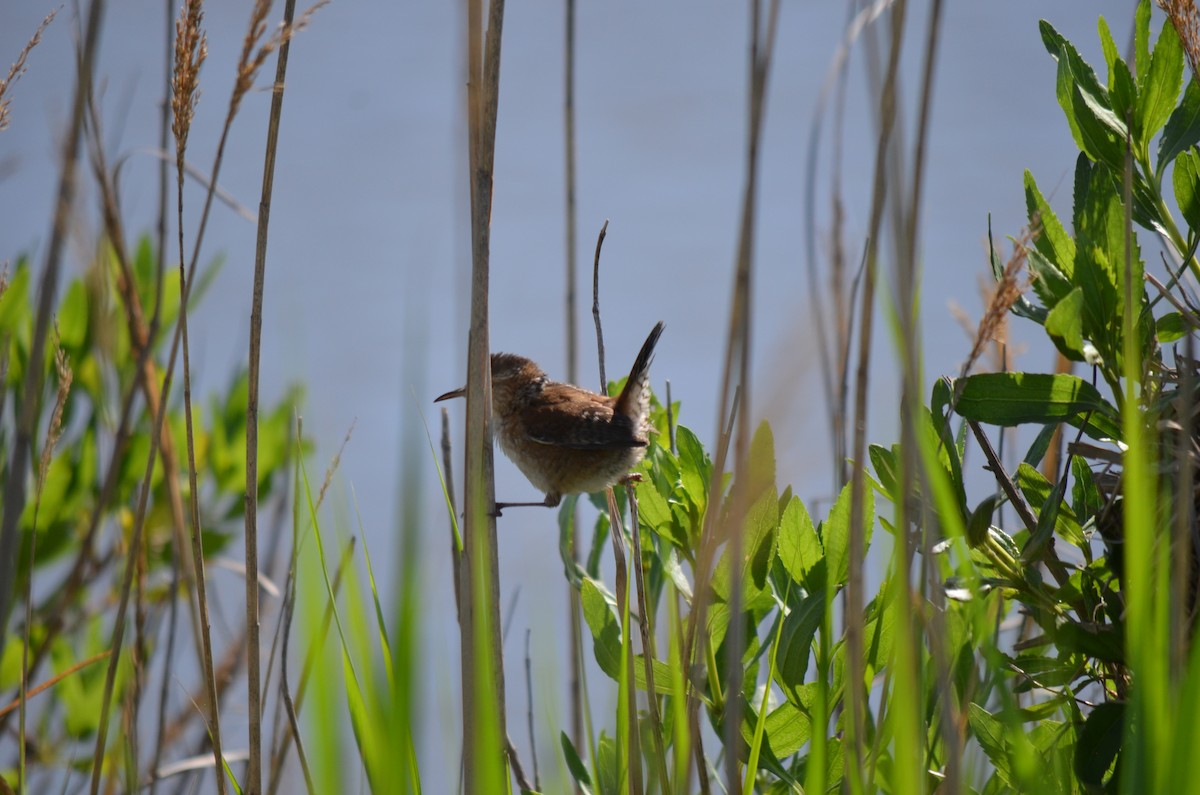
522, 388, 646, 450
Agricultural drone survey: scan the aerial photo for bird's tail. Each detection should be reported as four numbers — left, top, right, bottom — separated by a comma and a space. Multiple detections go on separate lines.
614, 321, 665, 419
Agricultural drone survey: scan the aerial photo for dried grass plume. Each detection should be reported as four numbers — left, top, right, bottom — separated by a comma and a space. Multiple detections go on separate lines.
172, 0, 208, 159
0, 10, 57, 133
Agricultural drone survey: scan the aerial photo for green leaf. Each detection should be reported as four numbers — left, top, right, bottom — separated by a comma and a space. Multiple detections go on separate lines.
747, 420, 776, 498
712, 488, 778, 608
560, 732, 595, 795
868, 444, 898, 499
1041, 20, 1115, 165
1026, 249, 1074, 310
1073, 702, 1124, 789
951, 372, 1121, 441
1156, 311, 1188, 343
774, 591, 825, 705
1139, 10, 1185, 141
1044, 286, 1086, 360
966, 495, 999, 548
822, 479, 873, 589
1074, 160, 1143, 369
741, 701, 811, 759
1071, 80, 1127, 169
557, 494, 582, 584
58, 279, 89, 352
1016, 462, 1085, 556
1159, 80, 1200, 175
777, 495, 824, 592
1134, 0, 1151, 84
580, 578, 621, 680
1025, 170, 1076, 276
675, 425, 710, 516
1174, 148, 1200, 230
1071, 456, 1103, 523
969, 703, 1017, 788
1056, 620, 1124, 664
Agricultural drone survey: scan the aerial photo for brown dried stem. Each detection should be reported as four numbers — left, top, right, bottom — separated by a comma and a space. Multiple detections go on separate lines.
243, 0, 300, 788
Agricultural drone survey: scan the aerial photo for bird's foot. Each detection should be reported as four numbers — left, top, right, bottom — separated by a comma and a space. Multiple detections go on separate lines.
491, 494, 561, 517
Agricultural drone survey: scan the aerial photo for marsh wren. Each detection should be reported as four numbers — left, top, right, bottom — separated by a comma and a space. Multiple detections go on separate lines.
436, 322, 664, 514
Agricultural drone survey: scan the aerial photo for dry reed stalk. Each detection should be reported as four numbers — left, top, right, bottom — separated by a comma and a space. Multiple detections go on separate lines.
846, 0, 907, 788
0, 10, 56, 133
0, 0, 102, 666
84, 79, 205, 673
675, 1, 779, 791
460, 0, 508, 789
563, 1, 585, 751
590, 232, 645, 793
891, 1, 958, 788
166, 4, 230, 791
244, 0, 301, 788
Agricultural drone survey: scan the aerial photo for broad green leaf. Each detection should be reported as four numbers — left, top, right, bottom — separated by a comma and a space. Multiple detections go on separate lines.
951, 372, 1121, 441
1044, 286, 1086, 360
1174, 148, 1200, 230
1056, 620, 1124, 664
1026, 249, 1073, 310
777, 495, 824, 592
746, 420, 776, 499
1073, 159, 1140, 368
1041, 20, 1114, 165
711, 488, 778, 609
1139, 10, 1185, 140
560, 733, 594, 795
868, 444, 898, 499
1016, 462, 1085, 556
1024, 170, 1076, 276
774, 591, 825, 705
1071, 456, 1104, 523
1073, 702, 1124, 789
580, 578, 621, 679
0, 263, 31, 335
1156, 311, 1188, 343
58, 280, 88, 351
741, 701, 811, 759
1071, 80, 1126, 169
675, 425, 710, 516
1159, 80, 1200, 174
597, 733, 618, 795
1134, 0, 1151, 84
969, 703, 1016, 788
822, 479, 873, 589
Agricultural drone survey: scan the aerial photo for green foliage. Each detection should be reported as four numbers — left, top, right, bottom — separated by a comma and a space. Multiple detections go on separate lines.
2, 236, 300, 789
552, 5, 1200, 793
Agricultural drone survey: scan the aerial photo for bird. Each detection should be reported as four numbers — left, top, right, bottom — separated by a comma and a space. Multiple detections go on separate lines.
435, 321, 664, 515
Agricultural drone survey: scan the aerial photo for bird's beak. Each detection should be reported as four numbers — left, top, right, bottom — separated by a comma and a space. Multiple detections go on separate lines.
434, 386, 465, 402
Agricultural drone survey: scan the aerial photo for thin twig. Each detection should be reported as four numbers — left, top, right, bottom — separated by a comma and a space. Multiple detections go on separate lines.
524, 630, 540, 791
443, 407, 463, 624
279, 575, 315, 793
244, 2, 300, 789
844, 1, 907, 786
592, 220, 610, 390
563, 0, 584, 756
